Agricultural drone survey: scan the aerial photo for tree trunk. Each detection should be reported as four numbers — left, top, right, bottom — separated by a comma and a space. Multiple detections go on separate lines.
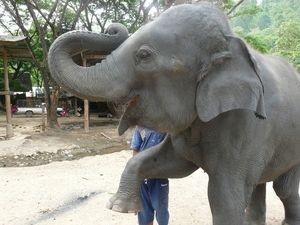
48, 85, 60, 128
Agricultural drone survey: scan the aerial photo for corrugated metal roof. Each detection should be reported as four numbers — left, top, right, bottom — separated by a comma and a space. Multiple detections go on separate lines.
0, 35, 35, 61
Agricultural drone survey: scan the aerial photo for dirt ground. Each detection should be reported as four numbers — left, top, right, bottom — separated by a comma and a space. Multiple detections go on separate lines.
0, 112, 133, 167
0, 112, 288, 224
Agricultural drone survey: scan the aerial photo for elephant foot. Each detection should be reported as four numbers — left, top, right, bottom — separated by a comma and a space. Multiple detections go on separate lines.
106, 192, 142, 213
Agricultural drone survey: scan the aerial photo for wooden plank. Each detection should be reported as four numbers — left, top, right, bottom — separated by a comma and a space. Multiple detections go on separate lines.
83, 54, 107, 59
0, 41, 18, 46
0, 91, 14, 95
84, 99, 89, 133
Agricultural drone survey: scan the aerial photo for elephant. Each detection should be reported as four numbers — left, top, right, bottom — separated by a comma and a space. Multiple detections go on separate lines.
48, 2, 300, 225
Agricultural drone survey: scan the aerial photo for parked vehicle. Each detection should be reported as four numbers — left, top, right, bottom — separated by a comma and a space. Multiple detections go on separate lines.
11, 105, 18, 116
16, 104, 63, 117
57, 108, 70, 117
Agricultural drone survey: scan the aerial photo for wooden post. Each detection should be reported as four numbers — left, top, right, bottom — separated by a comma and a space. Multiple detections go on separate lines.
2, 50, 13, 137
74, 97, 78, 113
82, 57, 89, 133
84, 99, 89, 133
42, 103, 46, 131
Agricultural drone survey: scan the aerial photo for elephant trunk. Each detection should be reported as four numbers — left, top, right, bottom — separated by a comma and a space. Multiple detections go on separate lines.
48, 24, 129, 102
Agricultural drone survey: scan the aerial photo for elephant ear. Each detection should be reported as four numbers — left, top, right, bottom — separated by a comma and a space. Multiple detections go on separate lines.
196, 37, 266, 122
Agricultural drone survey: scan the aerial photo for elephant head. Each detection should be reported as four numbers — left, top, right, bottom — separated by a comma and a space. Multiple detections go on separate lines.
48, 2, 266, 135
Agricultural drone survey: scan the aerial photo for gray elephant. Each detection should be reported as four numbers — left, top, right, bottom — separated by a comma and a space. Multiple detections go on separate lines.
48, 2, 300, 225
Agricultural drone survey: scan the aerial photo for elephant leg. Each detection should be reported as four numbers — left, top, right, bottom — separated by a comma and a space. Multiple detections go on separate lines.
207, 170, 257, 225
244, 183, 266, 225
106, 135, 199, 213
273, 164, 300, 225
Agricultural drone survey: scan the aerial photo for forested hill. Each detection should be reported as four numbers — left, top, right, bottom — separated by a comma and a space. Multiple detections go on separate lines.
230, 0, 300, 71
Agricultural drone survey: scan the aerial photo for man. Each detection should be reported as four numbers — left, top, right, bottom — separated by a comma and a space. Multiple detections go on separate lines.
131, 126, 169, 225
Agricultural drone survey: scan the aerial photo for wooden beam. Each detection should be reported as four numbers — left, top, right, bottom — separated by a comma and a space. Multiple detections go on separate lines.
83, 55, 107, 59
7, 49, 31, 54
0, 91, 14, 95
0, 41, 18, 46
5, 57, 33, 61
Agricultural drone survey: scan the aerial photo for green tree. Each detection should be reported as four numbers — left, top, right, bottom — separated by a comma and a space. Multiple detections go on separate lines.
0, 0, 90, 128
230, 0, 263, 32
0, 0, 158, 128
230, 0, 300, 70
257, 13, 271, 30
272, 20, 300, 71
0, 78, 28, 107
243, 35, 268, 53
258, 0, 300, 39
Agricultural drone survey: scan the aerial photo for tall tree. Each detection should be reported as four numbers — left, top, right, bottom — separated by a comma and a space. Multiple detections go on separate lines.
0, 0, 90, 128
238, 0, 300, 70
0, 0, 158, 128
230, 0, 263, 32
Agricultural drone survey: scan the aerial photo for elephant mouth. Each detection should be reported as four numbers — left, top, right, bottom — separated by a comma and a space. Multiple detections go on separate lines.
127, 96, 139, 106
118, 96, 140, 135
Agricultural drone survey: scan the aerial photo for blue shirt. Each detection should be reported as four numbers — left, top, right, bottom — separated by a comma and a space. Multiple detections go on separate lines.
131, 127, 166, 152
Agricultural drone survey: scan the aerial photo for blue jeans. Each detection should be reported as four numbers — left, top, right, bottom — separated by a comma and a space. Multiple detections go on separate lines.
138, 178, 169, 225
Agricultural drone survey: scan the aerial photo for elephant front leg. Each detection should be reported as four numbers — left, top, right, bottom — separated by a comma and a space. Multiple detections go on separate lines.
244, 183, 266, 225
106, 136, 199, 213
273, 164, 300, 225
207, 171, 257, 225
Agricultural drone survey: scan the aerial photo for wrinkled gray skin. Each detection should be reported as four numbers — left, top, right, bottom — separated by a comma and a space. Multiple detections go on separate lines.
48, 2, 300, 225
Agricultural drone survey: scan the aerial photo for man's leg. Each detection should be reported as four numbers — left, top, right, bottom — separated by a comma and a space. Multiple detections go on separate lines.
138, 180, 155, 225
149, 179, 169, 225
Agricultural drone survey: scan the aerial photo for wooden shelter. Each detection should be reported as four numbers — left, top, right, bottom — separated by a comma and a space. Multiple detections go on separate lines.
0, 35, 35, 137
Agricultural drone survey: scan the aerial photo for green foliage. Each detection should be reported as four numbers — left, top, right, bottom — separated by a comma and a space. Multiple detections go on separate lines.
0, 59, 35, 89
232, 5, 263, 18
230, 0, 263, 33
222, 0, 236, 11
257, 13, 271, 30
260, 0, 300, 71
272, 20, 300, 71
84, 0, 142, 33
231, 0, 300, 71
243, 35, 268, 53
0, 78, 28, 92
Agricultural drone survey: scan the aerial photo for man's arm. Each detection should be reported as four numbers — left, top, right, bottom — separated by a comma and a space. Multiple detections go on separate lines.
131, 127, 142, 156
132, 149, 139, 156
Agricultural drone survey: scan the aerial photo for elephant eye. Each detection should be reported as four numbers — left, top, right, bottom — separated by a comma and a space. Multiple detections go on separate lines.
138, 49, 151, 59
